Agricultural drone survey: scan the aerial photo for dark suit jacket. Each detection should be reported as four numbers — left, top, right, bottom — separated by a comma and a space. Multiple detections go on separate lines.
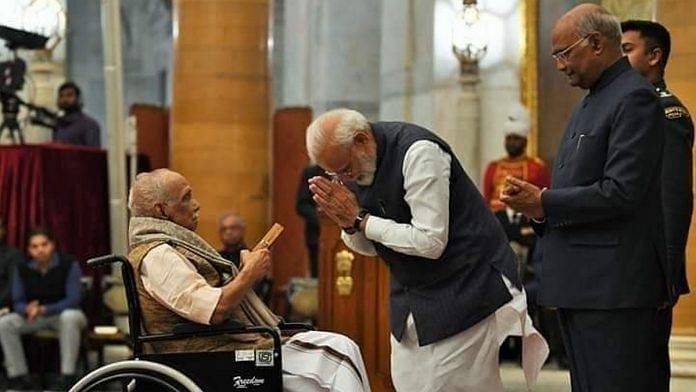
535, 58, 670, 309
295, 165, 324, 246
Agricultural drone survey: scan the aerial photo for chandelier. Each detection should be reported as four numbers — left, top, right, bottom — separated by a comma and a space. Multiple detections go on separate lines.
452, 0, 488, 75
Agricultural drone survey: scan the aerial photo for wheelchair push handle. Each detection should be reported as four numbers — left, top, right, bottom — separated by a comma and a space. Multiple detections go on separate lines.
86, 254, 129, 268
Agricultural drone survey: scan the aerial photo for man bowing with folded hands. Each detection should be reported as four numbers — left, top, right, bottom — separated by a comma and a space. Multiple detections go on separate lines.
306, 108, 547, 392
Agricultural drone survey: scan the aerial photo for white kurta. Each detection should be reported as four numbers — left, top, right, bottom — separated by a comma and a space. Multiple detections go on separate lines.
140, 244, 371, 391
389, 275, 548, 392
342, 140, 549, 391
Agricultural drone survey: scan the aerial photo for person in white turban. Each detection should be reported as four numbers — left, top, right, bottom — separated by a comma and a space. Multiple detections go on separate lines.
483, 102, 550, 212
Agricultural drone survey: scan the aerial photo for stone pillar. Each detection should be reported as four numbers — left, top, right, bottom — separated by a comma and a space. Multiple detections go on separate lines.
454, 75, 481, 184
171, 0, 270, 245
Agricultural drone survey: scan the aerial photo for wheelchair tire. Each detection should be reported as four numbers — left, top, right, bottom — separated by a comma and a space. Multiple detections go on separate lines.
68, 360, 204, 392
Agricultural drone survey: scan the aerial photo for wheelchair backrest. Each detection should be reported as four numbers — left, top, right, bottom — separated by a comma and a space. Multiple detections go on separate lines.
85, 254, 147, 355
120, 259, 147, 355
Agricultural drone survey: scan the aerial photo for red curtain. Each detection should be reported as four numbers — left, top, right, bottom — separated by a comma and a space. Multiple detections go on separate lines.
0, 144, 111, 266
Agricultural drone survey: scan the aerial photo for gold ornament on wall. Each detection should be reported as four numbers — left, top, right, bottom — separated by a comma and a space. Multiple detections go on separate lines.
335, 250, 355, 296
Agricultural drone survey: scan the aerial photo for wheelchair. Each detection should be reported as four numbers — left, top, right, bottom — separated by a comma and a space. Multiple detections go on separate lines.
70, 254, 311, 392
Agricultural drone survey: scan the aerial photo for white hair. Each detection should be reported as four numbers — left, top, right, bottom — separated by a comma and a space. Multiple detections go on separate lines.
305, 108, 370, 164
575, 8, 621, 46
127, 169, 174, 217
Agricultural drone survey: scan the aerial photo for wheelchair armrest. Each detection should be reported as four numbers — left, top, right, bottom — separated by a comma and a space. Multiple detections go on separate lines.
278, 321, 315, 332
172, 320, 246, 335
87, 254, 129, 268
139, 322, 283, 350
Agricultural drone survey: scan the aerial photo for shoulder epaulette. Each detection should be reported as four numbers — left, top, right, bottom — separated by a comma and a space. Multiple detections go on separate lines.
665, 106, 691, 120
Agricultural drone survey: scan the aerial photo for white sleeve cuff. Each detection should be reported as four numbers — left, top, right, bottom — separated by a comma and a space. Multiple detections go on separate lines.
341, 229, 378, 256
364, 214, 390, 243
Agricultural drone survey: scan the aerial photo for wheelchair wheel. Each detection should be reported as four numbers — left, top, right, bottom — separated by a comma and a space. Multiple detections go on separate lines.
68, 360, 203, 392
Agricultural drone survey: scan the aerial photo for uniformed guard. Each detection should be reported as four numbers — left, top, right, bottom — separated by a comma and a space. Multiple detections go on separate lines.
483, 102, 551, 212
622, 20, 694, 302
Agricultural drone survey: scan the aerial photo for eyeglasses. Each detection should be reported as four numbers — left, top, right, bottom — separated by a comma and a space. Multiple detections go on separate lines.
324, 150, 354, 183
324, 167, 353, 183
552, 34, 590, 63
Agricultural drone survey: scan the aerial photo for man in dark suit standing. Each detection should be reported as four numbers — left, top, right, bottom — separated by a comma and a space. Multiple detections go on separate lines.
621, 20, 693, 303
502, 4, 671, 392
295, 165, 324, 278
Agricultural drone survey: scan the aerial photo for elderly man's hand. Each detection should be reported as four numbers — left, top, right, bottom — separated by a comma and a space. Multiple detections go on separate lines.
500, 176, 546, 219
240, 249, 271, 282
308, 176, 360, 228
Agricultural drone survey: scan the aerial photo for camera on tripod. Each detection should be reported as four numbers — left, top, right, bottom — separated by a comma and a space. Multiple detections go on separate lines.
0, 25, 58, 144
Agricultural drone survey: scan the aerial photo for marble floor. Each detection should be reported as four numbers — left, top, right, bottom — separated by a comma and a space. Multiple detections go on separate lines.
500, 363, 696, 392
12, 346, 687, 391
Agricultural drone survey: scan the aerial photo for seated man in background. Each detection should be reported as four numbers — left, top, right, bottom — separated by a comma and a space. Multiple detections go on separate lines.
0, 228, 86, 390
218, 212, 273, 303
127, 169, 370, 392
218, 212, 248, 267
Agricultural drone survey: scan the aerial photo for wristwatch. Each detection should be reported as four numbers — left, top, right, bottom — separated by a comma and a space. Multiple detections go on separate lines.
343, 209, 369, 234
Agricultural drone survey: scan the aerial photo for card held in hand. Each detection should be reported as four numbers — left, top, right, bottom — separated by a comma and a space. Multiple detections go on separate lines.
252, 223, 284, 251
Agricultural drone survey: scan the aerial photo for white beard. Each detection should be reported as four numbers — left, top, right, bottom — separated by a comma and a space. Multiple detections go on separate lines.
355, 153, 377, 186
356, 172, 375, 186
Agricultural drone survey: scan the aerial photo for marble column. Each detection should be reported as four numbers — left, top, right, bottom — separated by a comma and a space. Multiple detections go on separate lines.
171, 0, 271, 245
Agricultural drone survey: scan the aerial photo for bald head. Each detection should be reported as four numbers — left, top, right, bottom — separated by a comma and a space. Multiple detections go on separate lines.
554, 4, 621, 47
555, 4, 603, 29
551, 4, 622, 89
129, 169, 178, 217
128, 169, 200, 230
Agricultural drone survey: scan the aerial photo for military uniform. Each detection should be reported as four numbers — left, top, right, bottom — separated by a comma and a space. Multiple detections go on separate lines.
483, 157, 550, 212
655, 79, 693, 299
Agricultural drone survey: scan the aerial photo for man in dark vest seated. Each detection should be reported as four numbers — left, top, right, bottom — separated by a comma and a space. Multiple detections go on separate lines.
305, 109, 549, 392
0, 228, 86, 390
126, 169, 370, 391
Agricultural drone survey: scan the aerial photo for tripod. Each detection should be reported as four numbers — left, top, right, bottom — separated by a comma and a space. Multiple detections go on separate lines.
0, 92, 24, 144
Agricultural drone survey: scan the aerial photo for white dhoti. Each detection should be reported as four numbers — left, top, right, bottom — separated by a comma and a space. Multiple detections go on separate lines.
282, 330, 371, 392
391, 276, 549, 392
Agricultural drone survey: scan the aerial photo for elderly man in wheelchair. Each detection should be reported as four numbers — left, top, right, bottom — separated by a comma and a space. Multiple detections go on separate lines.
73, 169, 370, 392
